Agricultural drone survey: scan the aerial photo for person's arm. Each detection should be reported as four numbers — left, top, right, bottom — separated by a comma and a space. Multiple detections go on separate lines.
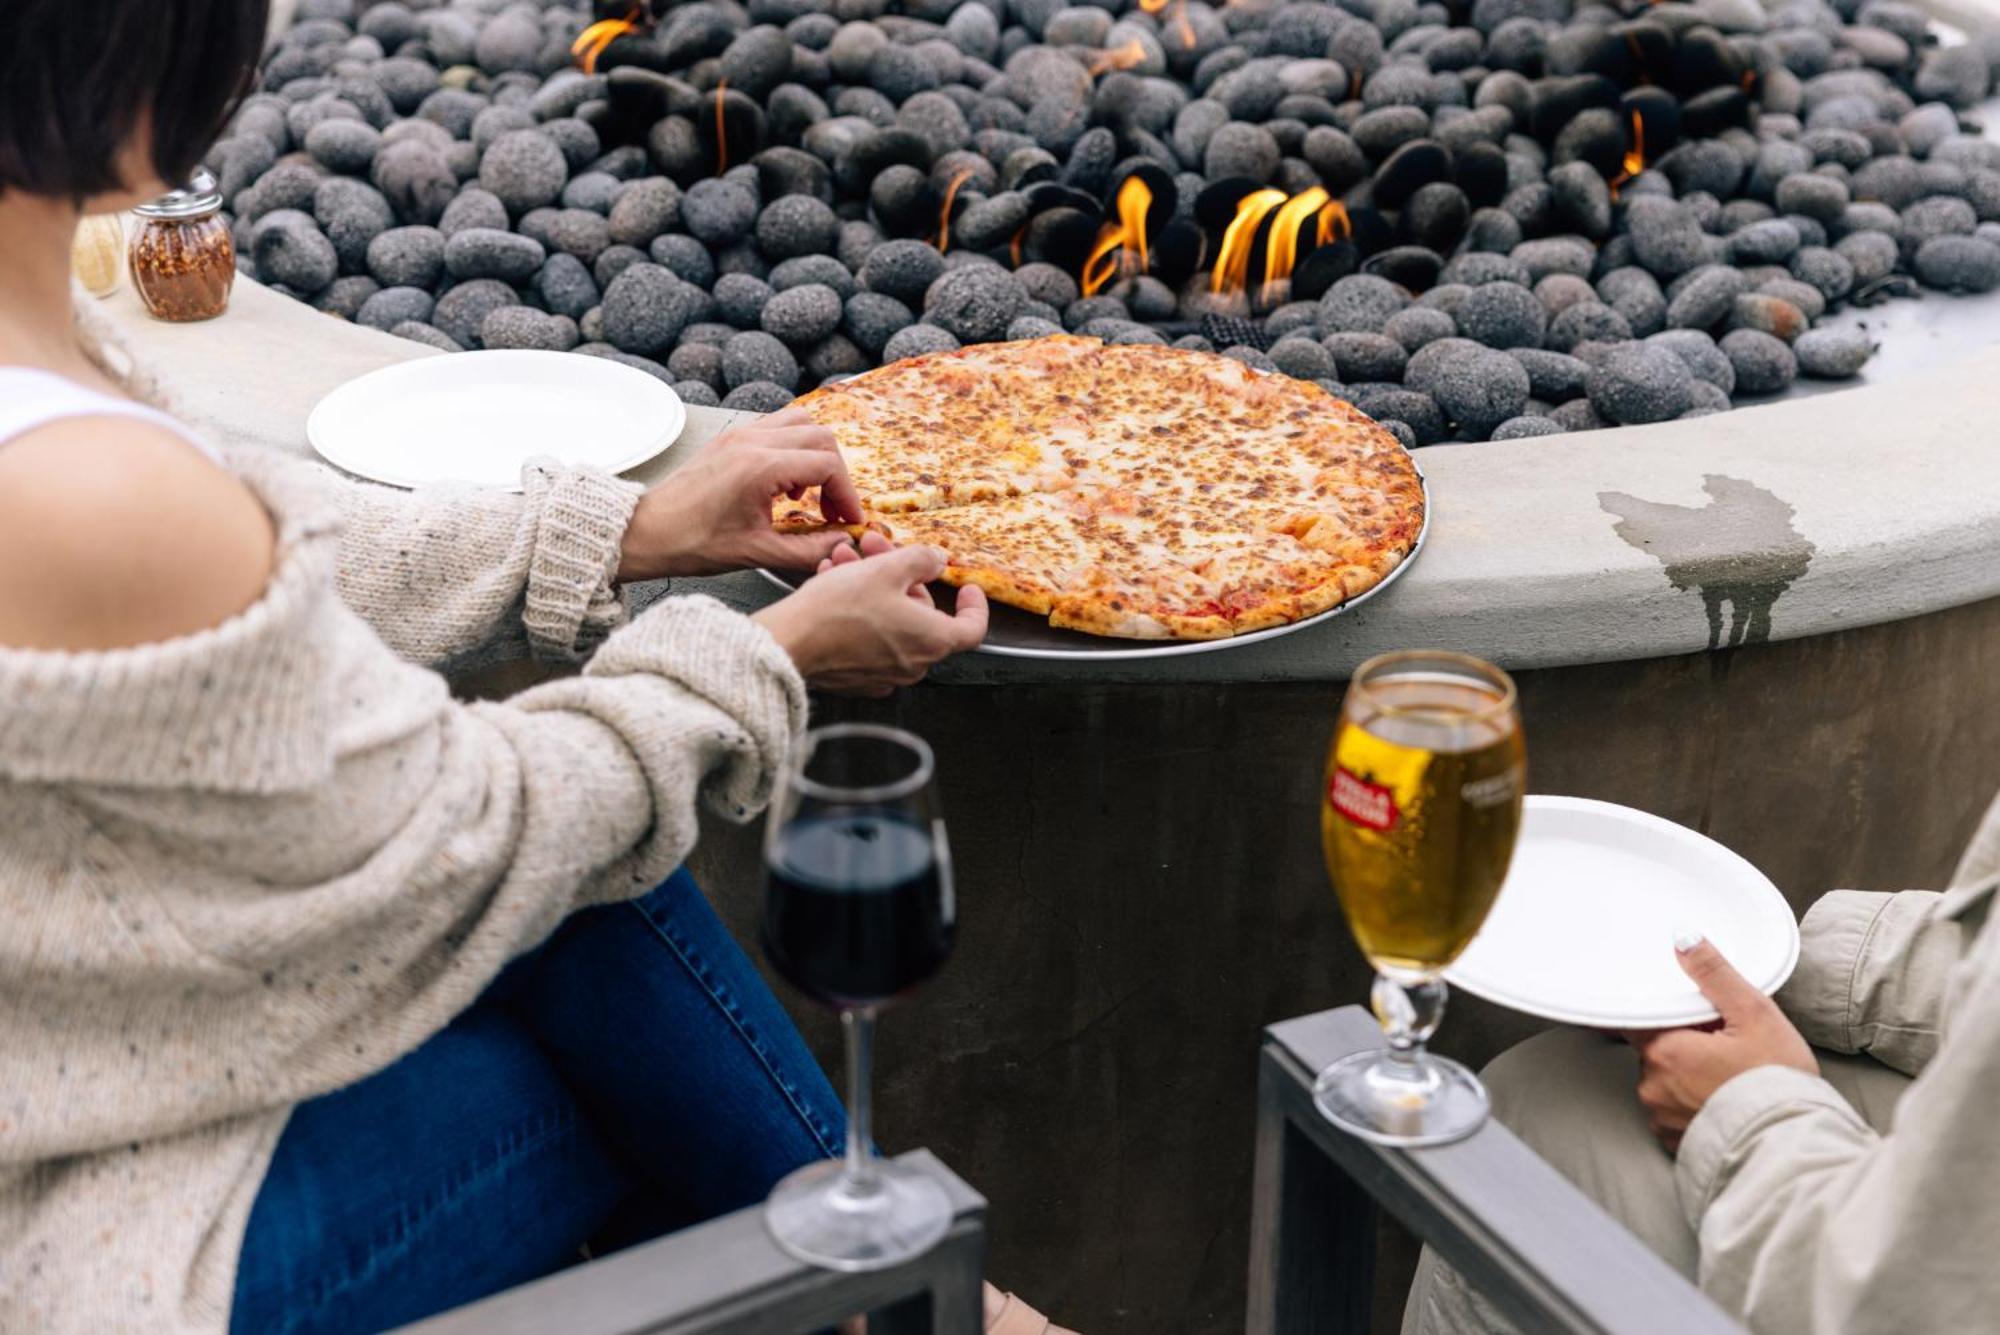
1775, 889, 1966, 1076
1673, 916, 2000, 1334
321, 457, 638, 666
306, 407, 867, 668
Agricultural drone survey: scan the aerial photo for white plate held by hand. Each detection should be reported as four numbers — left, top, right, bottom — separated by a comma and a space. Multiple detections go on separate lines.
1446, 796, 1800, 1028
307, 350, 686, 490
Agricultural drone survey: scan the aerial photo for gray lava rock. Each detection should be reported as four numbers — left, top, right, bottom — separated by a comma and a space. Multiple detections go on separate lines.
1322, 332, 1410, 382
1349, 388, 1446, 446
1719, 328, 1797, 394
1383, 306, 1459, 351
481, 307, 580, 352
763, 283, 845, 344
313, 275, 380, 320
1788, 246, 1857, 301
607, 178, 683, 247
254, 217, 339, 293
1793, 325, 1875, 378
683, 179, 761, 245
1490, 415, 1563, 438
1545, 301, 1633, 352
390, 321, 463, 353
1317, 274, 1410, 334
433, 278, 519, 348
1645, 329, 1737, 393
715, 273, 777, 329
1666, 266, 1750, 330
1547, 160, 1611, 238
923, 264, 1026, 342
1204, 122, 1281, 182
1774, 173, 1849, 223
1455, 281, 1547, 348
1729, 293, 1809, 342
1914, 234, 2000, 291
1269, 337, 1337, 381
844, 291, 917, 355
724, 331, 804, 390
1508, 348, 1589, 400
1406, 339, 1530, 434
365, 225, 444, 287
438, 187, 509, 237
770, 255, 856, 299
882, 322, 961, 361
1584, 345, 1693, 424
602, 263, 704, 356
306, 118, 381, 173
757, 194, 841, 260
444, 227, 545, 282
536, 253, 599, 321
357, 284, 435, 331
723, 381, 799, 411
1008, 316, 1067, 340
480, 129, 568, 214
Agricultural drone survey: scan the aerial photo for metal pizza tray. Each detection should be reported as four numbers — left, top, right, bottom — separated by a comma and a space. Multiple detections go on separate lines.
754, 454, 1430, 662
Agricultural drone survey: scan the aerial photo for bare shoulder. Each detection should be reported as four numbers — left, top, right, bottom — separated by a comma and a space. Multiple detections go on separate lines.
0, 417, 275, 651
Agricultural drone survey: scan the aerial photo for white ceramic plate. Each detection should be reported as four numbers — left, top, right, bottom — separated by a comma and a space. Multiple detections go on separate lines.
307, 350, 686, 490
1445, 796, 1800, 1028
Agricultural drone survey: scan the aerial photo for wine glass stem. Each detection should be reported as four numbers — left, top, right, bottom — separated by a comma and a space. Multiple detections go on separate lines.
1374, 972, 1447, 1076
842, 1006, 879, 1194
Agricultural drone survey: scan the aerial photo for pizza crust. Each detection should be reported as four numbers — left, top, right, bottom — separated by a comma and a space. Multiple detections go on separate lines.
778, 337, 1426, 640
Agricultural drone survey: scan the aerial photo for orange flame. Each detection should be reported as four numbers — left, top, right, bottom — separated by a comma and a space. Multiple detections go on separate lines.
1260, 186, 1329, 305
1210, 187, 1287, 296
1081, 174, 1156, 297
1173, 2, 1196, 46
571, 8, 640, 74
1010, 222, 1028, 267
933, 168, 974, 254
1609, 109, 1645, 199
1316, 199, 1351, 246
1088, 39, 1147, 75
1138, 0, 1167, 11
713, 77, 729, 174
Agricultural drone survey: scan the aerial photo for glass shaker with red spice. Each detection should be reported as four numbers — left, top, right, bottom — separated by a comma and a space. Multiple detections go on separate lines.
129, 169, 235, 322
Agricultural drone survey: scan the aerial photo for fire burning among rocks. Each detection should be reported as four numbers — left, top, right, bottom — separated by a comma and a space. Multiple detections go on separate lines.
217, 0, 2000, 438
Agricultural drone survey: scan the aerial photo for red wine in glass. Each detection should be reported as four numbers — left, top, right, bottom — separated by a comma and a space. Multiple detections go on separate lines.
763, 813, 955, 1008
759, 724, 957, 1273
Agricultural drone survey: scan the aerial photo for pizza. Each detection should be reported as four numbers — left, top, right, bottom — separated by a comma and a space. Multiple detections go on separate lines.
774, 335, 1427, 640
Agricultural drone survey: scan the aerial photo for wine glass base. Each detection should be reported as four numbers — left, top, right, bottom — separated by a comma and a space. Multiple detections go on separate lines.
1311, 1049, 1490, 1148
764, 1157, 954, 1273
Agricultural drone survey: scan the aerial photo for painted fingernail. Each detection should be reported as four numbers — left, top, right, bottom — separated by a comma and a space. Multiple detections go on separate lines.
1674, 928, 1705, 953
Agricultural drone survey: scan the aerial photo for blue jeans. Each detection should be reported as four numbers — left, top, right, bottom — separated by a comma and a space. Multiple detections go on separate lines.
230, 869, 846, 1334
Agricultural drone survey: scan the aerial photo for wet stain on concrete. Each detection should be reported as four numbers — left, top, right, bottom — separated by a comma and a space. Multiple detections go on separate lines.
1599, 474, 1817, 650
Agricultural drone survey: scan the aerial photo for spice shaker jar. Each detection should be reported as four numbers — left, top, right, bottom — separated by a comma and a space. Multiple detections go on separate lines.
129, 169, 235, 322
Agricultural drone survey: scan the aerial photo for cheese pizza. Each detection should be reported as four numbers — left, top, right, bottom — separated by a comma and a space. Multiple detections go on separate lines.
774, 335, 1427, 640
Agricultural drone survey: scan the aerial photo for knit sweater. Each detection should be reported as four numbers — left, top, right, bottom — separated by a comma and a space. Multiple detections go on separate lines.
0, 445, 809, 1332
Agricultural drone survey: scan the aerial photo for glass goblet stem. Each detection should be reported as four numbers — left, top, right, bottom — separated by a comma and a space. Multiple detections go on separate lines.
840, 1007, 879, 1197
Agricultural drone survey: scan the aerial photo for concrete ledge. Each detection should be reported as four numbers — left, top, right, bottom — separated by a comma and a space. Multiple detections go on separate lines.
98, 270, 2000, 684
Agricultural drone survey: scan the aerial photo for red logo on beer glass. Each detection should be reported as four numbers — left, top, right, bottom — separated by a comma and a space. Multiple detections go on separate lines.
1329, 767, 1399, 831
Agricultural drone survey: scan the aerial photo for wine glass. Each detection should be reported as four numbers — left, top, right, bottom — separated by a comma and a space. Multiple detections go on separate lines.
1315, 651, 1526, 1147
761, 723, 957, 1271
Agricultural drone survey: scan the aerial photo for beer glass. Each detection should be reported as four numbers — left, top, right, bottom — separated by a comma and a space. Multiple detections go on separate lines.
1317, 651, 1525, 1146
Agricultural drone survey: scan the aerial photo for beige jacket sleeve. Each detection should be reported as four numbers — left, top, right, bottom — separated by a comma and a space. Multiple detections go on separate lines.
1671, 789, 2000, 1335
313, 455, 643, 665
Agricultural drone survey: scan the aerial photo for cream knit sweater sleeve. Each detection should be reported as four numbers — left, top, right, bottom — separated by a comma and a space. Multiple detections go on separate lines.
308, 454, 642, 665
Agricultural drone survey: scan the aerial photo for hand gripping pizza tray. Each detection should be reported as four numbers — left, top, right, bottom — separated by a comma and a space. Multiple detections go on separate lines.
757, 457, 1430, 662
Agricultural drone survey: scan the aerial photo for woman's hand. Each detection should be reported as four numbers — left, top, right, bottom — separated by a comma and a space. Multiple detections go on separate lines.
616, 408, 864, 582
753, 535, 989, 694
1625, 933, 1820, 1153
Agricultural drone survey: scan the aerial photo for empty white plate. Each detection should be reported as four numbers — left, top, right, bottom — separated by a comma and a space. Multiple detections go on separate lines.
1446, 796, 1800, 1028
307, 350, 686, 490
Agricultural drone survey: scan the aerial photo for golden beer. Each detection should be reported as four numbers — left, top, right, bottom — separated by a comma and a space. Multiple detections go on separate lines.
1322, 673, 1525, 977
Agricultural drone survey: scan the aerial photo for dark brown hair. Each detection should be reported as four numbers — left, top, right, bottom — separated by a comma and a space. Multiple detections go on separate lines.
0, 0, 269, 199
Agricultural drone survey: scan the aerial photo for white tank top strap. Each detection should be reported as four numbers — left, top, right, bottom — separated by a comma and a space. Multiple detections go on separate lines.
0, 365, 223, 463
